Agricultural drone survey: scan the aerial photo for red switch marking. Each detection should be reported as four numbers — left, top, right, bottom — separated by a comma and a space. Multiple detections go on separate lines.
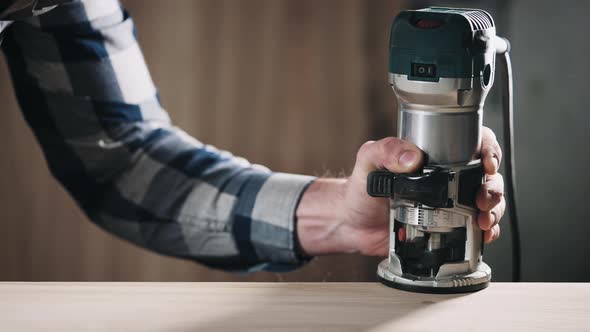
398, 227, 406, 242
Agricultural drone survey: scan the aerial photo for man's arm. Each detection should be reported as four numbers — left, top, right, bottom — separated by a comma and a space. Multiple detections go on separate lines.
2, 0, 314, 271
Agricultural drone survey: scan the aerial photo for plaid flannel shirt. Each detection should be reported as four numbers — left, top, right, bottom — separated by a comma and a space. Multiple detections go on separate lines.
1, 0, 315, 272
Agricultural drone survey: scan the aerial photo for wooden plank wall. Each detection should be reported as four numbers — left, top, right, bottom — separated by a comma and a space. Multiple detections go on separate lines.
0, 0, 404, 281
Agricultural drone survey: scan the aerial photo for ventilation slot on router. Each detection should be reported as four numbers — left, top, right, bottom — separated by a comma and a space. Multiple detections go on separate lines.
464, 11, 494, 30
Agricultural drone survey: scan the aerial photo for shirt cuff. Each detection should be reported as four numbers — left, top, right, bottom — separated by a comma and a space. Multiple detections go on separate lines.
248, 172, 316, 268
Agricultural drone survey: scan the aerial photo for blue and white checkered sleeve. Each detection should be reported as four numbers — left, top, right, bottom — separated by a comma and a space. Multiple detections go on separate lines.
2, 0, 315, 271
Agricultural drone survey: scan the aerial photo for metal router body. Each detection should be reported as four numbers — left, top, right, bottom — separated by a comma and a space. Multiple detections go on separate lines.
377, 75, 492, 293
375, 7, 499, 293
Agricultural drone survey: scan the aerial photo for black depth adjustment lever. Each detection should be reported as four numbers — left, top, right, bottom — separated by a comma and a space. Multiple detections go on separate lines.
366, 168, 452, 208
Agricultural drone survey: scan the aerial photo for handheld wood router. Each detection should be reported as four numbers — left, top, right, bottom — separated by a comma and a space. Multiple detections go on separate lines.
367, 7, 517, 293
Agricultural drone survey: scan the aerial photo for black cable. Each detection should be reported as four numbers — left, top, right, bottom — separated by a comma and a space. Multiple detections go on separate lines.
498, 52, 522, 282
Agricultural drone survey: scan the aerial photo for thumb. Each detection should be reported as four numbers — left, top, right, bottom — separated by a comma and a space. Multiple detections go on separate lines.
352, 137, 424, 178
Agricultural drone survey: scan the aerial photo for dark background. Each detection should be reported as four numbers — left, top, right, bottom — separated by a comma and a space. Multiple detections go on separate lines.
1, 0, 588, 282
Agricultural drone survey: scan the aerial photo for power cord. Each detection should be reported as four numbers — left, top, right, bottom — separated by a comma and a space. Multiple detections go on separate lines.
497, 44, 522, 282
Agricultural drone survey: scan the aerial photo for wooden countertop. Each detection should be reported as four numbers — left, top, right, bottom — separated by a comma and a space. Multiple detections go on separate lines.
0, 282, 588, 331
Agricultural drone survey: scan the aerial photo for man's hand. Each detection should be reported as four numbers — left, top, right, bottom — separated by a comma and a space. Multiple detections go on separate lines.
296, 127, 504, 257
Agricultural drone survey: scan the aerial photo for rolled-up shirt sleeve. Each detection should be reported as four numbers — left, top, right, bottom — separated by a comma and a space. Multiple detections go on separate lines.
2, 0, 315, 271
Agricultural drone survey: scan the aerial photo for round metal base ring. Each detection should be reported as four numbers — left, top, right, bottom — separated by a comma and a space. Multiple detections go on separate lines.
378, 275, 489, 294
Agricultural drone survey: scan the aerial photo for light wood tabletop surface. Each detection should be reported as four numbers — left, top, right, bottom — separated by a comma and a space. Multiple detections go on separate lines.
0, 282, 588, 331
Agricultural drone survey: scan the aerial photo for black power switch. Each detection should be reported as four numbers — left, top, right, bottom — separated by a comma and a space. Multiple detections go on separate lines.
412, 63, 437, 78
